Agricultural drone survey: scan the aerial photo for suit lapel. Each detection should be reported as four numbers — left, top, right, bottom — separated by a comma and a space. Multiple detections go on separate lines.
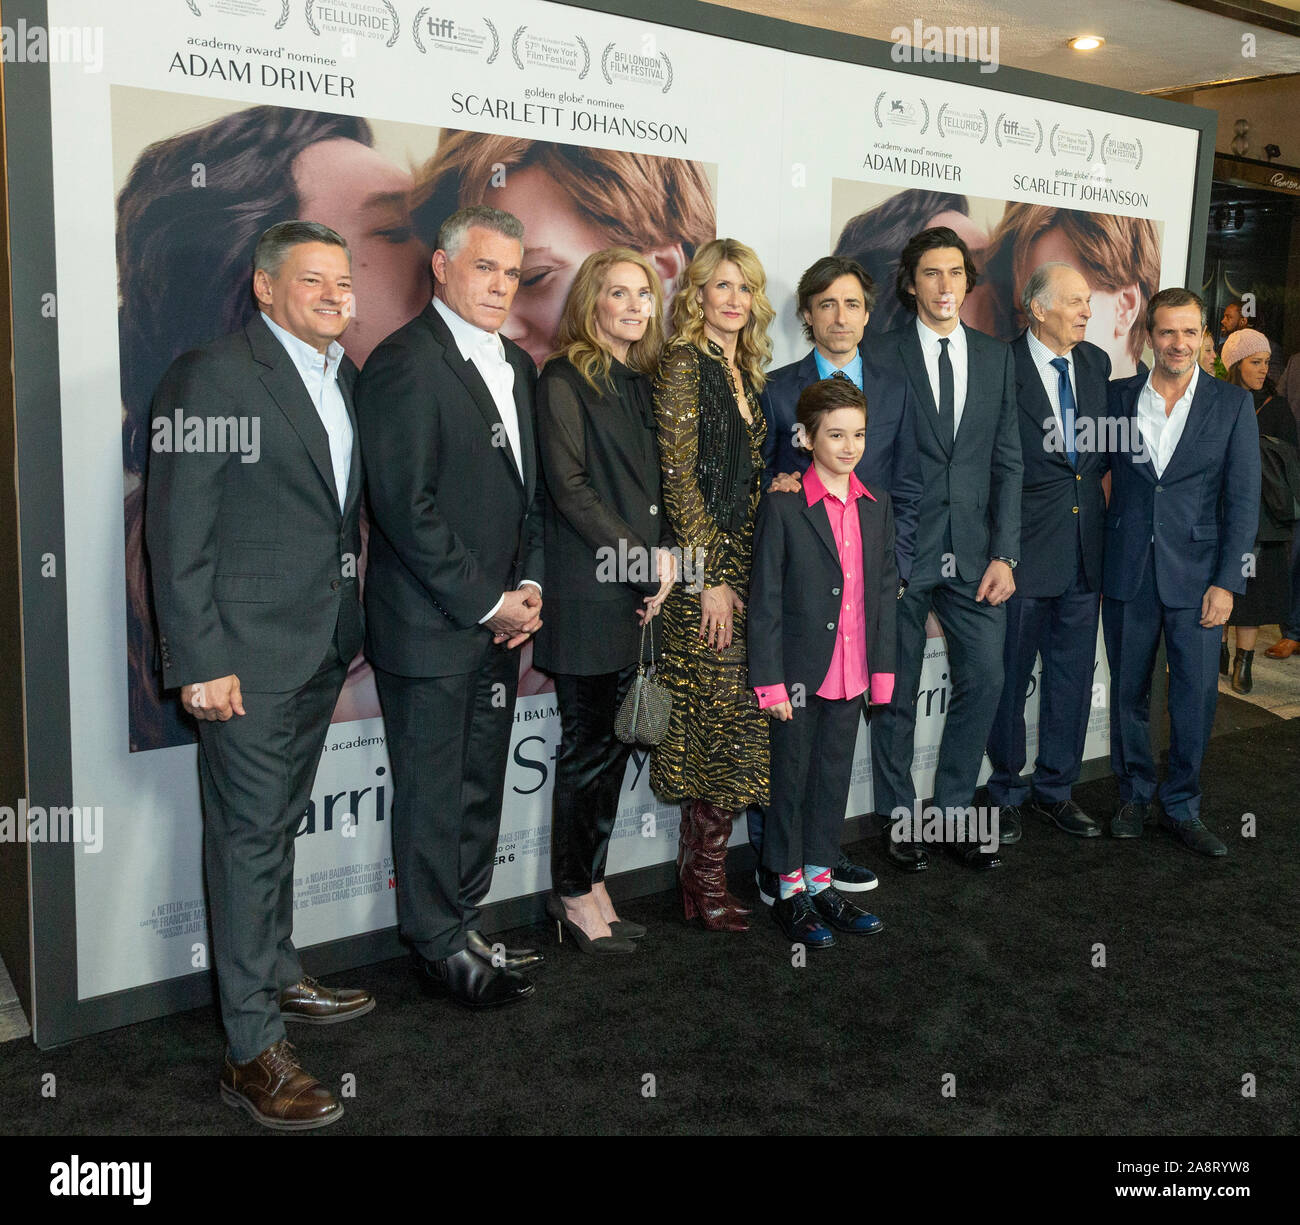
802, 496, 841, 569
1014, 332, 1073, 470
509, 348, 536, 501
1160, 374, 1215, 483
248, 316, 339, 512
897, 326, 950, 457
339, 359, 363, 520
423, 305, 524, 492
1117, 376, 1157, 483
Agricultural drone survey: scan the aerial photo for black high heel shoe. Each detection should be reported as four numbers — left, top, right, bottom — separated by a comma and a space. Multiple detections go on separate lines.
608, 919, 646, 940
545, 894, 636, 955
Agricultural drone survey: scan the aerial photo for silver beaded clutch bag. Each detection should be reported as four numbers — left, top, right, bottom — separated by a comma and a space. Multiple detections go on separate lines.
614, 619, 672, 746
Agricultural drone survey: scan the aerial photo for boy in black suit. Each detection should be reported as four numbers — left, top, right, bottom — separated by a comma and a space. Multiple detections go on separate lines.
749, 380, 897, 947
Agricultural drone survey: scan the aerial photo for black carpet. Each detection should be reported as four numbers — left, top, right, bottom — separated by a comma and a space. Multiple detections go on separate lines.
4, 716, 1298, 1137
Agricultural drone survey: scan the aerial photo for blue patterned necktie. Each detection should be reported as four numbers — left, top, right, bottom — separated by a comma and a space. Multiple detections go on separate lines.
1050, 356, 1077, 467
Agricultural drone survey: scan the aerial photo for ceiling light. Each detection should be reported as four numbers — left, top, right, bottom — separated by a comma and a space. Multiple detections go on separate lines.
1068, 36, 1105, 51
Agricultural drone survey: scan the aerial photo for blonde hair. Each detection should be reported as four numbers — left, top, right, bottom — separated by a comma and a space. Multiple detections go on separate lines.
671, 238, 774, 392
550, 247, 665, 392
412, 131, 715, 261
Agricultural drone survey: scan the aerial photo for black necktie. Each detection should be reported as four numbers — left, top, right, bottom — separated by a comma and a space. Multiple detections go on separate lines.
831, 370, 850, 381
937, 337, 955, 441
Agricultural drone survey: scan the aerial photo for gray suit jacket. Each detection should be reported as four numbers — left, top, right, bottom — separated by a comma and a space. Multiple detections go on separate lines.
146, 313, 364, 693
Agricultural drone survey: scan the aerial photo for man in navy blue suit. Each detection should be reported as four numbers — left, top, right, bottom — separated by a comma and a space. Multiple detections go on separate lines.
987, 263, 1110, 840
749, 255, 922, 901
1103, 288, 1260, 856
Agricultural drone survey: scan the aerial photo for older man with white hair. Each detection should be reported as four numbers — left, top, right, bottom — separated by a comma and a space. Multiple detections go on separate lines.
986, 262, 1112, 841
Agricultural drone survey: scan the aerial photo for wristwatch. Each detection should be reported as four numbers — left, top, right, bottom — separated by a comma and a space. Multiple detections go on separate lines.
992, 556, 1018, 569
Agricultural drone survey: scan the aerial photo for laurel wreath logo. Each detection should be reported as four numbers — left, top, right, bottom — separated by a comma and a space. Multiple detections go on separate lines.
512, 25, 526, 70
484, 18, 499, 63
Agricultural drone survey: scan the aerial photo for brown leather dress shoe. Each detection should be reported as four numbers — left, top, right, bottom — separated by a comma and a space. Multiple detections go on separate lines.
219, 1039, 343, 1131
1265, 638, 1299, 659
279, 975, 375, 1025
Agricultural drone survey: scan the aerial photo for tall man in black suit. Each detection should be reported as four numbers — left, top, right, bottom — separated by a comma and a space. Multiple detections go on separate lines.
750, 255, 922, 898
356, 205, 545, 1008
1104, 288, 1259, 856
987, 263, 1111, 839
872, 227, 1023, 871
147, 221, 374, 1131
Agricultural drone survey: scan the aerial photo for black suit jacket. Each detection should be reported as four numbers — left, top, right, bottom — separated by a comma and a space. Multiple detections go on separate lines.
758, 346, 923, 583
749, 485, 898, 699
1012, 332, 1111, 597
146, 313, 364, 693
532, 356, 673, 676
356, 301, 543, 678
879, 321, 1022, 583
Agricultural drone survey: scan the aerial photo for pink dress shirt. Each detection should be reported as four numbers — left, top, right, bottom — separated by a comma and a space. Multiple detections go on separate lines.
754, 465, 895, 709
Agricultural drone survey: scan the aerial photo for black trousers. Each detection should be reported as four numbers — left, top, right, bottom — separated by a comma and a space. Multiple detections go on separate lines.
197, 632, 347, 1063
763, 693, 863, 875
550, 666, 638, 896
870, 567, 1006, 816
375, 645, 519, 961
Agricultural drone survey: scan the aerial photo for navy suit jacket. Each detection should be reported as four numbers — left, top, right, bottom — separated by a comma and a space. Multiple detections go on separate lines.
1103, 372, 1260, 607
1012, 332, 1111, 598
879, 321, 1022, 584
759, 346, 922, 583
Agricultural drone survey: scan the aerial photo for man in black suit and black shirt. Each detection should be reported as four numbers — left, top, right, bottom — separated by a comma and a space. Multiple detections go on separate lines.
356, 205, 545, 1009
147, 221, 374, 1130
987, 263, 1111, 839
871, 227, 1023, 871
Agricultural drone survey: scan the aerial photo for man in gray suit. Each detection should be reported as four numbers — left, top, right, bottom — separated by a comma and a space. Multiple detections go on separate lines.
871, 227, 1023, 870
148, 221, 373, 1131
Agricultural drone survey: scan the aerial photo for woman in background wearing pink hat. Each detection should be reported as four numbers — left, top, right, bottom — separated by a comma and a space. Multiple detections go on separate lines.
1220, 329, 1298, 693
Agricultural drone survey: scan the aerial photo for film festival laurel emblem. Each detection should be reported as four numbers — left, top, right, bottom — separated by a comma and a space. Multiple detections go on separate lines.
1100, 132, 1145, 171
1049, 122, 1096, 161
182, 0, 290, 27
874, 90, 930, 135
936, 103, 989, 144
411, 12, 499, 61
993, 111, 1044, 153
304, 0, 400, 49
600, 40, 674, 94
509, 24, 591, 79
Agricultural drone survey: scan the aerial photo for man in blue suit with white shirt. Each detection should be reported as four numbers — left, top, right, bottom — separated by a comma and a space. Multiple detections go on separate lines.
1103, 287, 1260, 856
750, 255, 922, 900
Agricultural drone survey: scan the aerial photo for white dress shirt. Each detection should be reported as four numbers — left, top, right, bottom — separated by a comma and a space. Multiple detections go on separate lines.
1135, 365, 1199, 478
433, 296, 523, 478
431, 296, 539, 622
916, 316, 968, 436
260, 311, 352, 511
1026, 327, 1076, 443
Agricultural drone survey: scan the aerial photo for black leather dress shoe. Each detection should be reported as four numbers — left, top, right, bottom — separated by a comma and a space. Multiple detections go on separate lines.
771, 891, 835, 948
944, 842, 1002, 871
1110, 801, 1149, 839
810, 886, 883, 935
1031, 798, 1101, 838
412, 948, 535, 1009
996, 804, 1023, 845
465, 928, 544, 972
880, 817, 929, 872
1159, 814, 1227, 857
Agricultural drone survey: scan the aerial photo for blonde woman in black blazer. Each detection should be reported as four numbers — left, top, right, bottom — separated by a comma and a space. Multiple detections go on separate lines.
535, 247, 676, 953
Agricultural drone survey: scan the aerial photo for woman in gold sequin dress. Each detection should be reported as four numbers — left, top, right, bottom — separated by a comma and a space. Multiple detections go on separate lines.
650, 238, 775, 931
